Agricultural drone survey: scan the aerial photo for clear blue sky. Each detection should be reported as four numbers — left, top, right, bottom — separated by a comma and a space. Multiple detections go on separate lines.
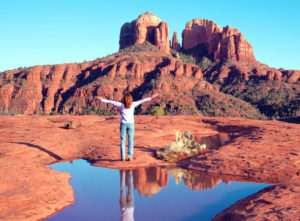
1, 0, 299, 72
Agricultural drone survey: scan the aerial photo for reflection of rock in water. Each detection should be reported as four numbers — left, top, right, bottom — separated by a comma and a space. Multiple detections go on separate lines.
197, 133, 230, 149
133, 167, 168, 197
132, 166, 231, 196
170, 168, 223, 190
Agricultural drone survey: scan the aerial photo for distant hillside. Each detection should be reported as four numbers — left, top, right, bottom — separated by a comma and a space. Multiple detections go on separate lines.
0, 12, 299, 120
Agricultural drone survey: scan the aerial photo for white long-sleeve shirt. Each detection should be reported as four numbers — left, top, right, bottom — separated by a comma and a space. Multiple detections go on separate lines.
121, 207, 134, 221
101, 97, 151, 123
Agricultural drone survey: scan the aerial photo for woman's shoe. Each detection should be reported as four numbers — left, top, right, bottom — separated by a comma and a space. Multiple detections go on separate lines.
127, 158, 132, 161
121, 158, 126, 161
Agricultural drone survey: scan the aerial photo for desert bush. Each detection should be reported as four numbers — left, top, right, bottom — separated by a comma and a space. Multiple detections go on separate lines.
194, 90, 266, 119
50, 111, 59, 115
65, 121, 76, 129
119, 41, 161, 53
222, 79, 300, 119
150, 106, 164, 116
197, 56, 214, 71
171, 49, 196, 64
80, 105, 118, 116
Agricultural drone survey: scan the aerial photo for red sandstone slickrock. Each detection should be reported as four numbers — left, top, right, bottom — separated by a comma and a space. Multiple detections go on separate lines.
0, 115, 299, 220
212, 183, 300, 221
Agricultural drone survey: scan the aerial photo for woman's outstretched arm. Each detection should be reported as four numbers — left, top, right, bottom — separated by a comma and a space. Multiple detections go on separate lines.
132, 94, 159, 107
97, 97, 122, 108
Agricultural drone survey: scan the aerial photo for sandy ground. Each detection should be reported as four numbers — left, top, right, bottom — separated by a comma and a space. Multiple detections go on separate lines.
0, 115, 299, 220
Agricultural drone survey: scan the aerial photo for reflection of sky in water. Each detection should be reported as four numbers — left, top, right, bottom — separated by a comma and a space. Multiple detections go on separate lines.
47, 160, 271, 221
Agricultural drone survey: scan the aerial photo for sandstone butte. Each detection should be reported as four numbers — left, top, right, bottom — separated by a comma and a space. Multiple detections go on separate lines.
119, 12, 171, 55
0, 115, 299, 220
0, 11, 300, 220
182, 19, 256, 62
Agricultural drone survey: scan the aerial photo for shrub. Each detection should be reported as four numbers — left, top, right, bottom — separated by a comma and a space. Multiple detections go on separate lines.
171, 49, 196, 64
150, 106, 164, 116
222, 79, 300, 119
119, 41, 161, 53
194, 90, 266, 119
65, 121, 76, 129
80, 105, 118, 116
197, 56, 214, 71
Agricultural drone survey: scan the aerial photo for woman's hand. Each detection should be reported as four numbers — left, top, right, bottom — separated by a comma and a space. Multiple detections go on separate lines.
151, 94, 159, 99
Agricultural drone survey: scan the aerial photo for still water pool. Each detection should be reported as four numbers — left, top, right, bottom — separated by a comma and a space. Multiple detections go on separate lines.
47, 160, 271, 221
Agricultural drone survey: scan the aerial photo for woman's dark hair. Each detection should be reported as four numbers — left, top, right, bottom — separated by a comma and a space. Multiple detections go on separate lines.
121, 93, 133, 108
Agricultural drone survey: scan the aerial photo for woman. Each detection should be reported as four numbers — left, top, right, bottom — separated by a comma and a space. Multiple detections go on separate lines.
97, 93, 158, 161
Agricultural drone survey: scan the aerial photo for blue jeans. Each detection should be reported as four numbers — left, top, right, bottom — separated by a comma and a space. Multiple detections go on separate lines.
119, 170, 134, 209
120, 123, 134, 159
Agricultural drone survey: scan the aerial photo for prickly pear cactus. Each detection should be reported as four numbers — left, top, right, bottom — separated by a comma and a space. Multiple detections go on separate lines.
156, 130, 207, 162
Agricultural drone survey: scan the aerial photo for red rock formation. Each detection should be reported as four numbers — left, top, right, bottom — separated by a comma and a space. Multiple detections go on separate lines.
281, 70, 300, 83
3, 48, 297, 116
0, 62, 90, 114
171, 31, 180, 51
203, 59, 300, 83
0, 48, 205, 115
0, 14, 298, 117
119, 12, 171, 54
182, 19, 256, 62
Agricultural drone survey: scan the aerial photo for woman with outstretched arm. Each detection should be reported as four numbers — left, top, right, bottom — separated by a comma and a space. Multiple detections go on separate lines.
97, 93, 158, 161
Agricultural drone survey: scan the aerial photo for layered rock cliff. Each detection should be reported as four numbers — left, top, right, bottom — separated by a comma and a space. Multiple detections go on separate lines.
0, 43, 208, 115
204, 59, 300, 83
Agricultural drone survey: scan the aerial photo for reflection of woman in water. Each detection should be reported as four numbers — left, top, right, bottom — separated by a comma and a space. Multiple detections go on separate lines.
120, 170, 134, 221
